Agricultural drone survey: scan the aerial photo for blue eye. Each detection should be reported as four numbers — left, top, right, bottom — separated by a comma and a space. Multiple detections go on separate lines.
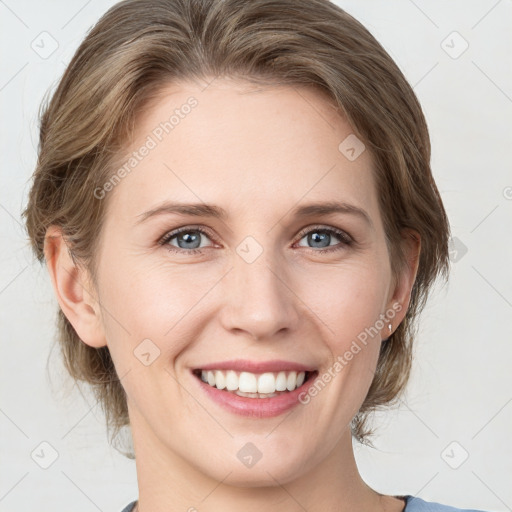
160, 226, 214, 254
295, 226, 353, 252
159, 225, 353, 255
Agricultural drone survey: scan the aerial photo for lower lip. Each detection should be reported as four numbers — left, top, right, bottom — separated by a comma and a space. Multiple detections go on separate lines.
192, 371, 319, 418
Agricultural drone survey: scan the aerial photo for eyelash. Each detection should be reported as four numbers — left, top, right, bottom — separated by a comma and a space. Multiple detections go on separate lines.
158, 224, 353, 255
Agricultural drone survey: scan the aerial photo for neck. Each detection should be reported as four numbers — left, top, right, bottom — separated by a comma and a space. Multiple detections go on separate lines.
129, 414, 400, 512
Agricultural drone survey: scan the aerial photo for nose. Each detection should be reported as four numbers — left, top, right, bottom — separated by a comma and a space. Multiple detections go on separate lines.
218, 248, 301, 341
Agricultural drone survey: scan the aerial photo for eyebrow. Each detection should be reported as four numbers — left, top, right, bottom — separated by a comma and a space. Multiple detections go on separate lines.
136, 200, 373, 227
136, 202, 228, 224
290, 201, 373, 228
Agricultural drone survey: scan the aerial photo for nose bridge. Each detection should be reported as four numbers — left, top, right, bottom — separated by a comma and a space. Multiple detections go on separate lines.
220, 241, 299, 339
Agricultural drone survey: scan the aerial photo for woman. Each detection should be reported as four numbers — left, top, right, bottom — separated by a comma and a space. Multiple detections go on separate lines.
23, 0, 492, 511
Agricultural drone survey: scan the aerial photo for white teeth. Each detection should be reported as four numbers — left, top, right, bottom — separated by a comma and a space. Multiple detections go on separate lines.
275, 371, 288, 391
199, 369, 308, 394
215, 370, 226, 390
239, 372, 257, 393
225, 370, 238, 391
257, 372, 275, 394
286, 371, 297, 391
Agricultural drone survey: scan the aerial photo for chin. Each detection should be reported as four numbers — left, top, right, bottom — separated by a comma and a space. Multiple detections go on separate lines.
202, 444, 310, 488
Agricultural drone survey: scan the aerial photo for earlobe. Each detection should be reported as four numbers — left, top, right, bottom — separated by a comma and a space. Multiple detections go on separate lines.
44, 226, 107, 348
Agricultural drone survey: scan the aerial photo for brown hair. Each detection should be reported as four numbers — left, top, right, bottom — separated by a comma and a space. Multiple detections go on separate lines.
23, 0, 450, 454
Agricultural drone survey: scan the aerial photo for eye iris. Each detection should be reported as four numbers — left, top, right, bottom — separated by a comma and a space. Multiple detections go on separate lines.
309, 231, 331, 248
177, 231, 201, 249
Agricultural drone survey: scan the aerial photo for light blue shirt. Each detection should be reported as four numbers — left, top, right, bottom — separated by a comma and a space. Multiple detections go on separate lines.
120, 495, 492, 511
403, 496, 491, 511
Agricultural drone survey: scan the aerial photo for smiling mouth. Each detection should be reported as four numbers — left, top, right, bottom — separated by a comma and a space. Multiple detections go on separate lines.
192, 369, 318, 398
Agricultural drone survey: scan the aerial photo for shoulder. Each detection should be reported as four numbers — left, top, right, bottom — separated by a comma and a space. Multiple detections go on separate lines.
120, 501, 137, 512
403, 495, 493, 512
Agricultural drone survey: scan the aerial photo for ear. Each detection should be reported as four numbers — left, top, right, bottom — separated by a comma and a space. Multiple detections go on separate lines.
44, 226, 107, 348
384, 228, 421, 333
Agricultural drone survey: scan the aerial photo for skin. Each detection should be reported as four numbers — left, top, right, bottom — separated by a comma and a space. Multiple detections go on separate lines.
45, 77, 420, 512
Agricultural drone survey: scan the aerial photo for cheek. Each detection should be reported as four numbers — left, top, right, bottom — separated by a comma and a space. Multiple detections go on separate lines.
294, 260, 390, 345
95, 255, 222, 361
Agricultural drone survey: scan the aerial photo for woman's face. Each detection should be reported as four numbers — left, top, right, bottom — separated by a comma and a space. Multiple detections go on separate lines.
89, 78, 414, 485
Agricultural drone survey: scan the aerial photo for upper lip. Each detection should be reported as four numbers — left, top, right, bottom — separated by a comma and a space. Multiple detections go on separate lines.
193, 359, 316, 373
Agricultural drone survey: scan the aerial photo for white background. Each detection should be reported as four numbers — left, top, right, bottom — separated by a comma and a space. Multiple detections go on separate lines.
0, 1, 511, 511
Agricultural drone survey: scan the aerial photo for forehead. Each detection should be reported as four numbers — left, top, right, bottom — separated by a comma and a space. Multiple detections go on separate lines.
106, 78, 380, 224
